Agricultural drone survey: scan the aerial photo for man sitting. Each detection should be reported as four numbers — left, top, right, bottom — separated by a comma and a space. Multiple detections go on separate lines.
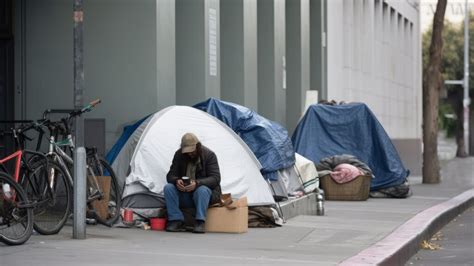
164, 133, 222, 233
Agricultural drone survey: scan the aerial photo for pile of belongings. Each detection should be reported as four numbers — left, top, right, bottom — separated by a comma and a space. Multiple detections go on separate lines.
316, 155, 372, 184
292, 102, 412, 198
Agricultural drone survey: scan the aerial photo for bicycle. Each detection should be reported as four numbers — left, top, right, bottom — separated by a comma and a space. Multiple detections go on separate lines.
41, 99, 121, 226
0, 121, 71, 235
0, 171, 33, 245
0, 123, 39, 244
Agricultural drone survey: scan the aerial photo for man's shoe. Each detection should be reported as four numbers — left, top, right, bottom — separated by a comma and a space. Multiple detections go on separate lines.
193, 220, 206, 234
165, 220, 186, 232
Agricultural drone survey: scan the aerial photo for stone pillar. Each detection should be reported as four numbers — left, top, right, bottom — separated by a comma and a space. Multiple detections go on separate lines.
220, 0, 257, 110
310, 0, 326, 100
257, 0, 286, 125
176, 0, 220, 105
156, 0, 176, 110
286, 0, 310, 133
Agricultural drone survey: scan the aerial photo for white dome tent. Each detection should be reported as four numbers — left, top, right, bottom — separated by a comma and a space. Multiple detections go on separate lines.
111, 106, 275, 208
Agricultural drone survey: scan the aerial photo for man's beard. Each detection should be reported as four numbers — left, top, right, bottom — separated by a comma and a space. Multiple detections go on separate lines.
187, 154, 199, 163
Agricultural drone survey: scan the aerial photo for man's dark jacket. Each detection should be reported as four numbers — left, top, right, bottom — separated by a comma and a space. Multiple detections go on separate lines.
166, 145, 222, 205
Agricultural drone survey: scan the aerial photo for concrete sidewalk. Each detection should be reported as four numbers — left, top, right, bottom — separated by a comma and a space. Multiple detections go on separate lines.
1, 158, 473, 266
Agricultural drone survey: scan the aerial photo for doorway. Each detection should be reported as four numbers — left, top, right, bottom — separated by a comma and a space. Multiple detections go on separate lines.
0, 0, 14, 158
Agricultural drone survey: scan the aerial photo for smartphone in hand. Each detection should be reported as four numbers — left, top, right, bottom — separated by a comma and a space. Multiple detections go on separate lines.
182, 176, 190, 186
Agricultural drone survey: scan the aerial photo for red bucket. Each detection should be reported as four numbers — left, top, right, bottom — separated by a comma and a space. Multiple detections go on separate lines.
123, 209, 134, 225
150, 218, 167, 231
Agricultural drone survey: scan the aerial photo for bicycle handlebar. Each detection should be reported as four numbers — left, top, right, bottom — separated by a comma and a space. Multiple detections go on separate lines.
42, 98, 101, 119
73, 98, 101, 118
88, 99, 101, 109
1, 97, 100, 151
0, 120, 49, 136
0, 120, 34, 124
42, 109, 75, 119
0, 120, 45, 150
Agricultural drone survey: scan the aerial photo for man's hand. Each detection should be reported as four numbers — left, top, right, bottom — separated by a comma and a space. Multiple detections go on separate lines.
176, 179, 186, 192
185, 180, 197, 192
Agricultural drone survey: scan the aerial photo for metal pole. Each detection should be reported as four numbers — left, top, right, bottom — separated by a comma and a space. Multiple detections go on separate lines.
73, 148, 86, 239
73, 0, 86, 239
464, 0, 471, 155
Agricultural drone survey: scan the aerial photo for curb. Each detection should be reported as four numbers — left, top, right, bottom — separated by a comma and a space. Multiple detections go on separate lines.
280, 192, 317, 220
339, 188, 474, 266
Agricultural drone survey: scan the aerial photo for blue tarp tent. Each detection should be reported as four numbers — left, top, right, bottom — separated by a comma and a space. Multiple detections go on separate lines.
194, 98, 295, 181
106, 115, 150, 164
291, 103, 409, 191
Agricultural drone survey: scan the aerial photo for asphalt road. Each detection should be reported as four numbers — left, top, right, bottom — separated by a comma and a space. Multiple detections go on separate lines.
406, 207, 474, 266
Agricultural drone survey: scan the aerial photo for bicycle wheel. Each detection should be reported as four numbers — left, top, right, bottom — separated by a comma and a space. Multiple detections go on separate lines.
0, 172, 33, 245
23, 159, 71, 235
87, 158, 121, 226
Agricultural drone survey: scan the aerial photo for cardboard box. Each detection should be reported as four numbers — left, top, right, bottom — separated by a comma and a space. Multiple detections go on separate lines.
90, 176, 111, 219
205, 197, 248, 233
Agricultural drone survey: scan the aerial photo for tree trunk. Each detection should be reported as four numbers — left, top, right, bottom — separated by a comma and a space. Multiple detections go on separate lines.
422, 0, 447, 184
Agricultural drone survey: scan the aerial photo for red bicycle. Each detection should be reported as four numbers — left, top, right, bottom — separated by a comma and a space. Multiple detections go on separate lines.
0, 121, 71, 238
0, 125, 34, 245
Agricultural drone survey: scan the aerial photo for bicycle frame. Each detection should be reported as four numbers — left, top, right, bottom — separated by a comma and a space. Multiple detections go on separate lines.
0, 151, 22, 183
47, 133, 103, 202
38, 98, 107, 204
0, 149, 49, 203
1, 150, 49, 182
47, 134, 74, 186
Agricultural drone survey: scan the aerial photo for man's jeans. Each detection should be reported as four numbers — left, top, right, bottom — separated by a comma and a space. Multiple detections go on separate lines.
163, 183, 212, 222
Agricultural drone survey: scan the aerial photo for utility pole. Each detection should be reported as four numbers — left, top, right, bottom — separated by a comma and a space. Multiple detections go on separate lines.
445, 0, 471, 155
73, 0, 86, 239
463, 0, 470, 154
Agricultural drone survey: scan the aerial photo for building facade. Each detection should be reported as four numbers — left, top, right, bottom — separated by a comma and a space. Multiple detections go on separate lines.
0, 0, 422, 174
326, 0, 422, 174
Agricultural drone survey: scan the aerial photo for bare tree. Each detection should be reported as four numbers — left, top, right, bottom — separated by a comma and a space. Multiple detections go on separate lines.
423, 0, 448, 184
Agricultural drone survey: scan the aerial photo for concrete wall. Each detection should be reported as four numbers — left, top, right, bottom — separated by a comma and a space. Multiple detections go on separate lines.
326, 0, 422, 174
176, 0, 220, 105
392, 138, 422, 176
310, 0, 326, 100
15, 0, 175, 150
14, 0, 423, 171
156, 0, 177, 111
220, 0, 258, 110
257, 0, 286, 125
286, 0, 310, 133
